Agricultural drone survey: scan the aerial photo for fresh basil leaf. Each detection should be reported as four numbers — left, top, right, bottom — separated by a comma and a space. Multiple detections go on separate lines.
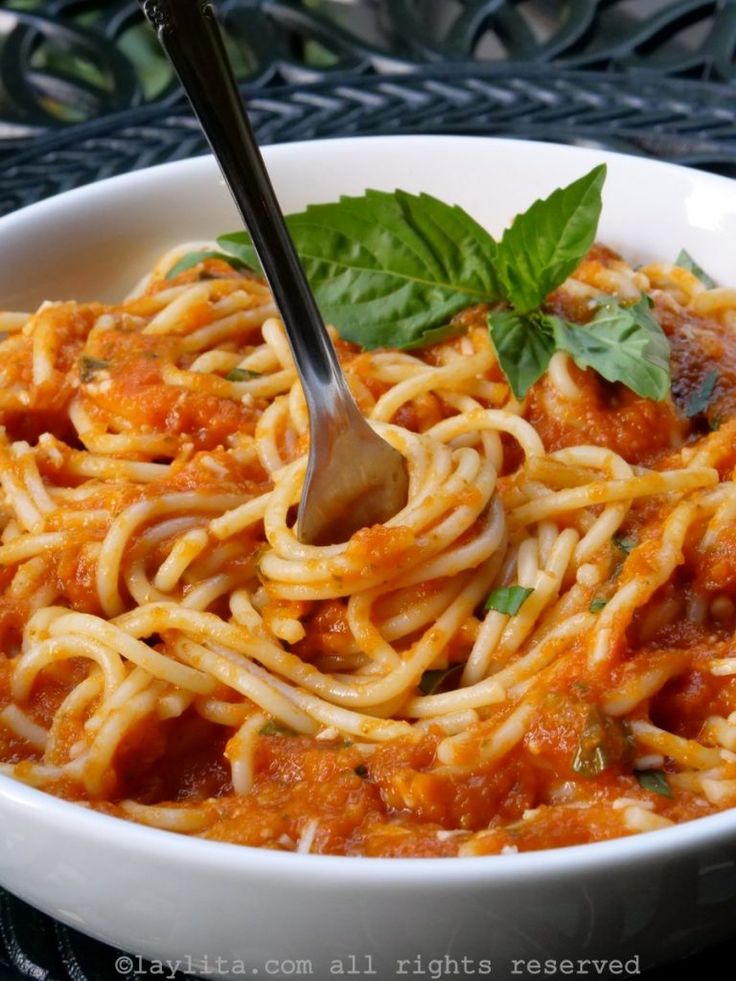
419, 664, 463, 696
551, 298, 671, 401
166, 250, 247, 279
488, 310, 555, 400
225, 368, 261, 382
675, 249, 716, 289
589, 596, 607, 613
259, 719, 297, 737
218, 189, 501, 350
685, 368, 718, 418
494, 164, 606, 314
636, 769, 673, 798
613, 533, 636, 555
484, 585, 534, 615
79, 355, 111, 382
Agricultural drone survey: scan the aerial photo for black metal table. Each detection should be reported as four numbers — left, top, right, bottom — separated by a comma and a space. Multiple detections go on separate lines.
1, 2, 736, 978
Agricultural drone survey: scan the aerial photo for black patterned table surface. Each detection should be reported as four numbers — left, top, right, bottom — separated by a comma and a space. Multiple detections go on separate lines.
1, 62, 736, 215
0, 0, 735, 153
2, 2, 736, 980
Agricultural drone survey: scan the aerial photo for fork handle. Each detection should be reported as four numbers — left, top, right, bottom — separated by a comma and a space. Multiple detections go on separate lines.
139, 0, 355, 418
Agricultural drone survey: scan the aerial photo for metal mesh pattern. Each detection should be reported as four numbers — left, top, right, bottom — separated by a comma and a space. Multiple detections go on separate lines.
0, 0, 734, 152
1, 63, 735, 215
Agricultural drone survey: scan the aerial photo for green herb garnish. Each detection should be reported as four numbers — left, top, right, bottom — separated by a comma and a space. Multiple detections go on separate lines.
484, 585, 534, 616
485, 310, 555, 403
675, 249, 716, 289
79, 355, 111, 382
589, 596, 607, 613
419, 663, 464, 696
685, 369, 718, 419
487, 163, 670, 401
548, 298, 670, 402
218, 190, 501, 350
636, 769, 673, 798
215, 166, 672, 402
572, 707, 633, 778
166, 250, 247, 279
225, 368, 261, 382
492, 164, 606, 314
613, 533, 636, 555
259, 720, 296, 737
571, 706, 611, 778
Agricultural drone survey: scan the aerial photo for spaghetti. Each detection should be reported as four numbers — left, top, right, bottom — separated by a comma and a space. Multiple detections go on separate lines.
1, 239, 735, 856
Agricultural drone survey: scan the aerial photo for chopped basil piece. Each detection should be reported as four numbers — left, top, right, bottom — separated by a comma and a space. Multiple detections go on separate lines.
685, 369, 718, 419
589, 596, 607, 613
259, 720, 297, 737
675, 249, 717, 289
225, 368, 261, 382
571, 710, 634, 779
613, 533, 636, 555
571, 707, 610, 778
419, 663, 464, 696
79, 355, 111, 382
166, 250, 247, 279
636, 769, 673, 798
484, 585, 534, 616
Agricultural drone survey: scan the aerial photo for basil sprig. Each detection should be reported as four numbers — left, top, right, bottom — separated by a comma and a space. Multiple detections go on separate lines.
487, 165, 670, 402
214, 165, 671, 401
493, 165, 606, 315
218, 190, 501, 350
488, 298, 670, 402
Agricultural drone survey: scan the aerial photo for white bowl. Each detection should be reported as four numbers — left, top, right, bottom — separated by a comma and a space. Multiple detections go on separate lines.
1, 137, 736, 978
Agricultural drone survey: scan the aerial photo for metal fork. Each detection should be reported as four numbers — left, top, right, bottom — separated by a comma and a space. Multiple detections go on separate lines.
139, 0, 408, 545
